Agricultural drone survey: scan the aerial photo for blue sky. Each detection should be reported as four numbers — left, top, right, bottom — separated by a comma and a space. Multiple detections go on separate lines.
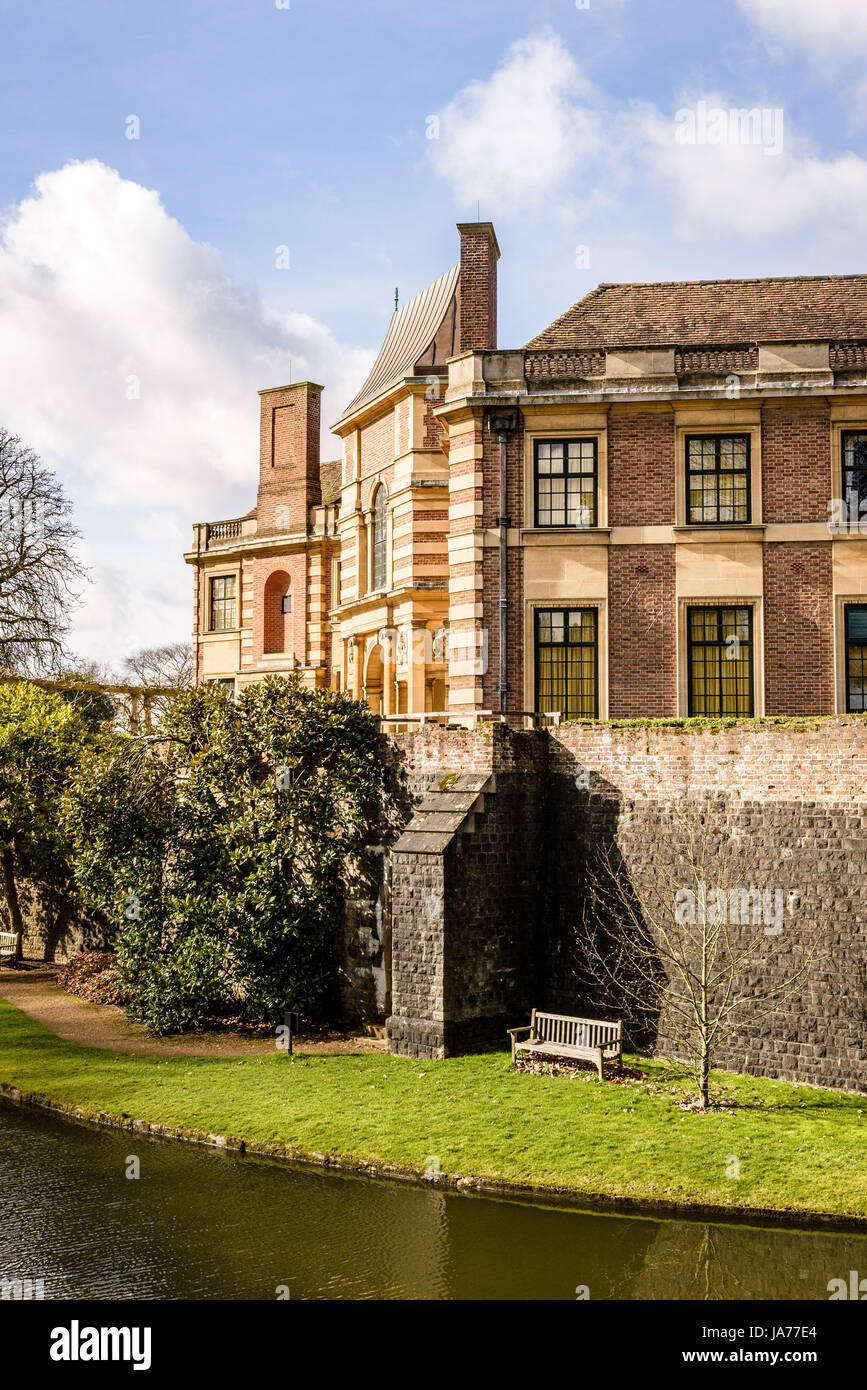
1, 0, 866, 662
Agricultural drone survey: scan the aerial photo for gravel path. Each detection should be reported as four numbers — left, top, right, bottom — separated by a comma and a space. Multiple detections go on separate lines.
0, 963, 387, 1057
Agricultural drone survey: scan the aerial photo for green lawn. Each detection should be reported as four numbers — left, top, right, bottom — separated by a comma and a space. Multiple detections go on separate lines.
0, 995, 864, 1223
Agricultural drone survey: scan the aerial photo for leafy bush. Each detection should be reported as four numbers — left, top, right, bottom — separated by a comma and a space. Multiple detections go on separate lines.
0, 682, 95, 947
63, 676, 381, 1033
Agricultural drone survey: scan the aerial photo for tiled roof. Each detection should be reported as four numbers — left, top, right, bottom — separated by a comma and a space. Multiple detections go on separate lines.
319, 458, 341, 505
526, 275, 867, 351
339, 263, 459, 422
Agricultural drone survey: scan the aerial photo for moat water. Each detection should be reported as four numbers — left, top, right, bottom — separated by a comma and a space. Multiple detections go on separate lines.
1, 1098, 864, 1300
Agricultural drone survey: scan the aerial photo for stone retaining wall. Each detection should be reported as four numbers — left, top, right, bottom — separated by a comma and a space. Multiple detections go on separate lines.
382, 720, 867, 1091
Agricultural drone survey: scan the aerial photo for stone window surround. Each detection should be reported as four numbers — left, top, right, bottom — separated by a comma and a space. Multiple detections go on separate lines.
834, 593, 867, 714
206, 567, 240, 634
676, 594, 764, 717
522, 596, 609, 720
522, 417, 609, 533
674, 418, 762, 529
831, 418, 867, 522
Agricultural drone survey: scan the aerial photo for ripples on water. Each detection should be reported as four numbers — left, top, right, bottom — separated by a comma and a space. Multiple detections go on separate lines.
0, 1099, 863, 1300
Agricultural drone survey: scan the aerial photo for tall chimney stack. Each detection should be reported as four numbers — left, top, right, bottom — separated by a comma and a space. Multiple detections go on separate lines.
257, 381, 323, 533
457, 222, 500, 352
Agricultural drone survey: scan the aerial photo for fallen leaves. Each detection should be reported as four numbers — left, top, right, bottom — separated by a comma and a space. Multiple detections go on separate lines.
513, 1052, 647, 1084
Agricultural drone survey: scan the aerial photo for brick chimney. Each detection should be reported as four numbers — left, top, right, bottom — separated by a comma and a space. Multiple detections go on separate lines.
457, 222, 500, 352
257, 381, 323, 533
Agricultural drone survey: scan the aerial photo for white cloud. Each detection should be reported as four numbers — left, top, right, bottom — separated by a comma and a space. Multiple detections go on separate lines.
737, 0, 867, 60
428, 32, 604, 212
429, 36, 867, 248
0, 160, 370, 666
635, 97, 867, 238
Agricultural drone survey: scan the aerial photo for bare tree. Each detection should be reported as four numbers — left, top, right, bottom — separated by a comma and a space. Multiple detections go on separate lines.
115, 641, 192, 731
0, 429, 85, 673
123, 642, 193, 690
578, 794, 825, 1109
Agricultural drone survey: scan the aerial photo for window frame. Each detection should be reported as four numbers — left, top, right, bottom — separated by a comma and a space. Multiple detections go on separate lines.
371, 485, 387, 592
842, 431, 867, 518
534, 606, 599, 721
533, 438, 598, 529
208, 574, 237, 632
844, 602, 867, 713
685, 433, 752, 526
686, 604, 754, 717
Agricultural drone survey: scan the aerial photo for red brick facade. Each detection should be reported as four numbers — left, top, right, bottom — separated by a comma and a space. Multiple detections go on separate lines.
257, 382, 322, 533
248, 552, 314, 667
190, 226, 867, 723
761, 404, 831, 523
763, 542, 834, 715
457, 222, 499, 352
608, 545, 677, 718
608, 409, 676, 526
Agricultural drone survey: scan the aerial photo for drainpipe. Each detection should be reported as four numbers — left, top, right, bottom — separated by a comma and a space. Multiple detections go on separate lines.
488, 411, 519, 713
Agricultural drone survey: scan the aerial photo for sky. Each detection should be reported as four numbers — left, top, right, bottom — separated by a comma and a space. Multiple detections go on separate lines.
1, 0, 867, 665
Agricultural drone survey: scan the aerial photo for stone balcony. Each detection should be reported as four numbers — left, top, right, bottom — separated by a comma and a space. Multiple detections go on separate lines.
190, 515, 258, 552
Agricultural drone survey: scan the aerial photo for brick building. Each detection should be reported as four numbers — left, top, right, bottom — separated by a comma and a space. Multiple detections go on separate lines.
187, 224, 867, 722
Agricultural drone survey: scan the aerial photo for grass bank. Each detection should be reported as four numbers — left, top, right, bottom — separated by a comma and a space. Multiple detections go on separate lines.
1, 996, 864, 1226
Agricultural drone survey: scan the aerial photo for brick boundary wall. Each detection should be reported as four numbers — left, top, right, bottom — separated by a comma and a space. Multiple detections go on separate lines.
545, 717, 867, 799
546, 722, 867, 1091
22, 717, 866, 1090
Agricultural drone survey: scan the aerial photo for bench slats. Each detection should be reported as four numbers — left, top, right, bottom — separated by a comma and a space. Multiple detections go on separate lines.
509, 1008, 622, 1080
534, 1013, 619, 1046
0, 930, 20, 964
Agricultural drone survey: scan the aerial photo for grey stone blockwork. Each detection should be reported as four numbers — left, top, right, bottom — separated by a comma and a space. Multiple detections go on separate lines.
546, 785, 867, 1093
385, 769, 547, 1058
368, 724, 867, 1092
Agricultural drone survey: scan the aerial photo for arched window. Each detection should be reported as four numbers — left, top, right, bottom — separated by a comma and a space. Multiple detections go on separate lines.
263, 571, 292, 654
372, 485, 387, 592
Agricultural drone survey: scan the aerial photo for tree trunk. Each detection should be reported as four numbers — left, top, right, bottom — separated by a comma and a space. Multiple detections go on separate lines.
699, 1046, 710, 1111
698, 915, 710, 1109
0, 842, 24, 962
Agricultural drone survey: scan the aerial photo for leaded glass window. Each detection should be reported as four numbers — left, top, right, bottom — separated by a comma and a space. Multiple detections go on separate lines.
372, 486, 387, 591
845, 604, 867, 712
686, 435, 750, 524
535, 608, 598, 719
842, 433, 867, 520
687, 606, 753, 716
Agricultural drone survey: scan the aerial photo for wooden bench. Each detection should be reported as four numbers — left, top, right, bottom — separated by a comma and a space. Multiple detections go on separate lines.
508, 1010, 622, 1080
0, 931, 20, 967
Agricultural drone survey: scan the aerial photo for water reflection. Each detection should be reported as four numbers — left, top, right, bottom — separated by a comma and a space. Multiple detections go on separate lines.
0, 1100, 863, 1300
